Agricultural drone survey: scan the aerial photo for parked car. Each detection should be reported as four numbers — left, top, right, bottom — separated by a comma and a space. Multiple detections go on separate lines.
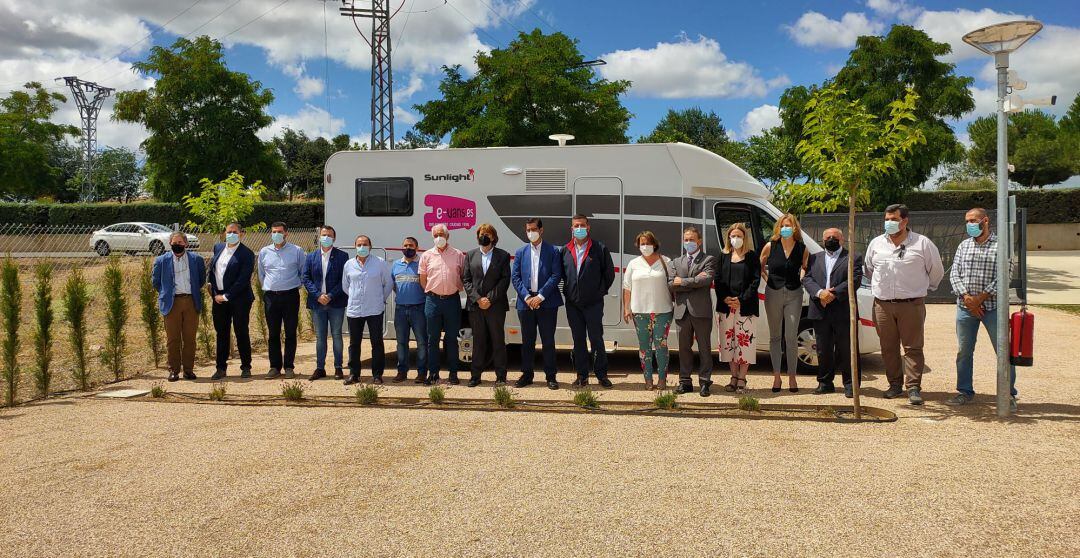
89, 222, 199, 256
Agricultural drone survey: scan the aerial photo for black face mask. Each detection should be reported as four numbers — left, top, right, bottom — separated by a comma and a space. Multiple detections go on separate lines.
402, 248, 416, 259
478, 235, 491, 247
171, 244, 186, 255
824, 238, 841, 252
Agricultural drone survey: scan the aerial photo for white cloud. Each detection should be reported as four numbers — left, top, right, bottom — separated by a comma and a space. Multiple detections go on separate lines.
260, 104, 345, 141
739, 104, 782, 139
785, 12, 885, 49
866, 0, 920, 20
910, 8, 1033, 62
294, 76, 324, 100
394, 105, 419, 126
599, 35, 789, 99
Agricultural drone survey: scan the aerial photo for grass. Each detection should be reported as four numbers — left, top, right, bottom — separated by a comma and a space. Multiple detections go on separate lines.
653, 390, 678, 410
355, 384, 381, 405
281, 380, 306, 402
1038, 304, 1080, 317
571, 388, 601, 409
428, 385, 446, 404
150, 382, 166, 398
208, 382, 227, 401
737, 395, 761, 412
493, 385, 516, 408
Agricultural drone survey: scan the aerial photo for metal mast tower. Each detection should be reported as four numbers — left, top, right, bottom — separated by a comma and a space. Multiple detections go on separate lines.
59, 76, 114, 201
340, 0, 396, 150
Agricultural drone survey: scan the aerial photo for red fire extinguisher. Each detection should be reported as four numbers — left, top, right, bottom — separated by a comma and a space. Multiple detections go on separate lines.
1010, 306, 1034, 366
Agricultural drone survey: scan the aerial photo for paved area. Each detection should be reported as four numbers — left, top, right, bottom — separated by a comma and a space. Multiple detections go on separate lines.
2, 304, 1078, 557
1027, 251, 1080, 304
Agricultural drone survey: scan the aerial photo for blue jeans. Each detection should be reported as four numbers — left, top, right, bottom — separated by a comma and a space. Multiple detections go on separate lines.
395, 303, 428, 375
424, 295, 461, 378
955, 305, 1016, 396
311, 305, 345, 372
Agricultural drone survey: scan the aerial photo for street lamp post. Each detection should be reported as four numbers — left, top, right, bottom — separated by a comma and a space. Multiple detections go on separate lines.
962, 20, 1042, 418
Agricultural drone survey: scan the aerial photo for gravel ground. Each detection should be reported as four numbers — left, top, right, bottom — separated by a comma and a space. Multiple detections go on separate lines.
2, 304, 1078, 558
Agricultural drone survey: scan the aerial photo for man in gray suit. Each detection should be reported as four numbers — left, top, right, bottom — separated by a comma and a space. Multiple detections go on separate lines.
670, 226, 717, 396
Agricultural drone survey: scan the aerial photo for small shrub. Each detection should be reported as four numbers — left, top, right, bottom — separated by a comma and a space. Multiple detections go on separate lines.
654, 390, 678, 410
252, 273, 268, 346
428, 385, 446, 404
572, 388, 601, 409
99, 257, 128, 381
1, 256, 21, 406
281, 380, 306, 401
208, 382, 227, 401
150, 382, 166, 398
355, 384, 381, 405
138, 259, 164, 368
32, 263, 55, 398
196, 289, 214, 361
737, 396, 761, 412
62, 267, 91, 390
493, 385, 516, 409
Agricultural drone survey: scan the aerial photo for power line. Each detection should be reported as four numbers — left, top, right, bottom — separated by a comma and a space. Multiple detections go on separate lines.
444, 0, 503, 47
514, 0, 556, 34
219, 0, 294, 41
476, 0, 525, 35
181, 0, 245, 40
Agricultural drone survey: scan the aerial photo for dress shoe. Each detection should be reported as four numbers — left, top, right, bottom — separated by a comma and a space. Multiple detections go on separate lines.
699, 381, 712, 397
813, 383, 835, 395
495, 374, 507, 386
547, 381, 559, 390
284, 368, 295, 379
908, 387, 924, 406
413, 374, 427, 384
266, 368, 281, 380
392, 371, 408, 383
468, 378, 482, 387
448, 373, 460, 385
334, 368, 344, 380
309, 369, 326, 381
571, 377, 588, 388
883, 385, 903, 399
182, 371, 197, 380
844, 385, 854, 398
211, 369, 227, 381
372, 376, 384, 385
167, 373, 179, 382
515, 375, 534, 388
343, 375, 360, 386
423, 378, 433, 386
597, 377, 613, 388
674, 382, 695, 395
240, 368, 252, 379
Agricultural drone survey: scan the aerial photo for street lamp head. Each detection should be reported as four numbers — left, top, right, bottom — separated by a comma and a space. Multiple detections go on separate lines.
962, 20, 1043, 55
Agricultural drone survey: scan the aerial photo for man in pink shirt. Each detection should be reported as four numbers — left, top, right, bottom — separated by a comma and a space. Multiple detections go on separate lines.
419, 223, 466, 384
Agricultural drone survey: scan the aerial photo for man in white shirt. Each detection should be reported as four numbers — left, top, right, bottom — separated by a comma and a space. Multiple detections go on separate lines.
208, 222, 256, 380
864, 204, 944, 405
510, 218, 564, 390
803, 228, 863, 398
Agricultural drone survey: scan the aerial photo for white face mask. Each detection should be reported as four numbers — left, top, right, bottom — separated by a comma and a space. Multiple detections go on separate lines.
433, 236, 447, 248
526, 230, 540, 243
730, 236, 744, 249
639, 244, 655, 257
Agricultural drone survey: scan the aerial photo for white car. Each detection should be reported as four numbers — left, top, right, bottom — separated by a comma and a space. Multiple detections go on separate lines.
89, 222, 199, 256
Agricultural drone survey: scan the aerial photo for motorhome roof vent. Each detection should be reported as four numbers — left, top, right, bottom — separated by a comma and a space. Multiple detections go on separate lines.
525, 168, 567, 192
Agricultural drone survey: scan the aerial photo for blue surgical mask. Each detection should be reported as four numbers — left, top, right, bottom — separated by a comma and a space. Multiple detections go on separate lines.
356, 245, 370, 257
684, 241, 698, 254
966, 222, 982, 238
320, 235, 334, 248
271, 232, 285, 245
884, 220, 901, 235
225, 232, 239, 245
573, 227, 588, 240
780, 226, 794, 239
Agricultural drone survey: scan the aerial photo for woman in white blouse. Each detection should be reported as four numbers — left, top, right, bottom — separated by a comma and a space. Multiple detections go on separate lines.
622, 231, 675, 390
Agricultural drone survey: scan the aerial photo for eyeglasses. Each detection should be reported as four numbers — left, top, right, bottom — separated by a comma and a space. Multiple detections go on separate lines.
895, 244, 907, 260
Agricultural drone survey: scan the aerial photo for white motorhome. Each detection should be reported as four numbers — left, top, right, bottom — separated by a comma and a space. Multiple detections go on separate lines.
323, 142, 880, 374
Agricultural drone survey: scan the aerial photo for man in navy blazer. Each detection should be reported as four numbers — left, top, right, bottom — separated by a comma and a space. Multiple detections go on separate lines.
152, 232, 207, 382
302, 225, 350, 381
802, 228, 864, 398
560, 214, 616, 388
511, 218, 564, 390
207, 222, 256, 380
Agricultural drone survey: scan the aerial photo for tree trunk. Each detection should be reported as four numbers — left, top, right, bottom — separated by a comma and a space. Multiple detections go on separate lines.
848, 192, 862, 419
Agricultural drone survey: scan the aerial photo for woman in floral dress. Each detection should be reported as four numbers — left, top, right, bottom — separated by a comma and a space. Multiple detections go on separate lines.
622, 231, 675, 390
713, 223, 761, 393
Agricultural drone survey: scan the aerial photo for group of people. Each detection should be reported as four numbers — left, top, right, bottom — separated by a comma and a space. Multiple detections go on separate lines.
150, 203, 1013, 407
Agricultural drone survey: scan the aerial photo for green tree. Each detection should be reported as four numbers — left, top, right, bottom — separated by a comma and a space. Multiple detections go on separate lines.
100, 257, 128, 381
268, 129, 351, 199
639, 108, 730, 152
113, 36, 282, 201
394, 129, 441, 150
968, 109, 1078, 188
183, 171, 267, 232
0, 82, 80, 201
1, 256, 20, 406
138, 259, 164, 368
32, 263, 55, 398
780, 25, 973, 208
792, 84, 925, 417
415, 30, 632, 147
62, 267, 91, 390
935, 158, 995, 191
1059, 93, 1080, 136
71, 147, 145, 202
740, 127, 806, 188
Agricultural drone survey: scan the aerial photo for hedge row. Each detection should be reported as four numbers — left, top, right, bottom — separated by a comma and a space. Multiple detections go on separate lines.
902, 189, 1080, 224
0, 201, 325, 228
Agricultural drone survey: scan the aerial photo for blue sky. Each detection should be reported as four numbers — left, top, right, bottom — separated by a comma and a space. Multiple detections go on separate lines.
3, 1, 1078, 174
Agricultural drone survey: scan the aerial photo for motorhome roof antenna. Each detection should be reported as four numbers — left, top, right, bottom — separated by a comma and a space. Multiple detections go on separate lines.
549, 134, 574, 147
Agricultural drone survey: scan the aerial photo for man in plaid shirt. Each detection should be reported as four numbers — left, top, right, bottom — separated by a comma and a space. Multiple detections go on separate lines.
946, 207, 1015, 407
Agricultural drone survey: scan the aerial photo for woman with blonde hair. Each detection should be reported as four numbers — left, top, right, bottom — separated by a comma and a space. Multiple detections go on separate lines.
714, 223, 760, 392
622, 231, 675, 390
759, 213, 810, 392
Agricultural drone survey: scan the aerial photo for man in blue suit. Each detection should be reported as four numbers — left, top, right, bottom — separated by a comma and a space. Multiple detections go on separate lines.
302, 225, 350, 381
511, 218, 564, 390
152, 232, 207, 382
207, 222, 256, 380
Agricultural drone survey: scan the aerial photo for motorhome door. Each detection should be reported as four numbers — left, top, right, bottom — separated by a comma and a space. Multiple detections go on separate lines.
573, 177, 624, 326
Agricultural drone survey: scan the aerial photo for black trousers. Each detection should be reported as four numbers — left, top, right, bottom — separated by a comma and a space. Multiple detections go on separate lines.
212, 296, 253, 372
518, 306, 558, 381
815, 310, 858, 387
565, 301, 608, 380
348, 314, 385, 378
469, 308, 507, 381
264, 289, 300, 370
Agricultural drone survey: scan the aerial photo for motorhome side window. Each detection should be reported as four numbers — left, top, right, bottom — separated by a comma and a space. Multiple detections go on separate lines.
355, 177, 414, 217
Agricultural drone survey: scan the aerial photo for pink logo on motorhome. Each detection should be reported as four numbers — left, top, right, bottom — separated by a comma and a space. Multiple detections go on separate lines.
424, 194, 476, 231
